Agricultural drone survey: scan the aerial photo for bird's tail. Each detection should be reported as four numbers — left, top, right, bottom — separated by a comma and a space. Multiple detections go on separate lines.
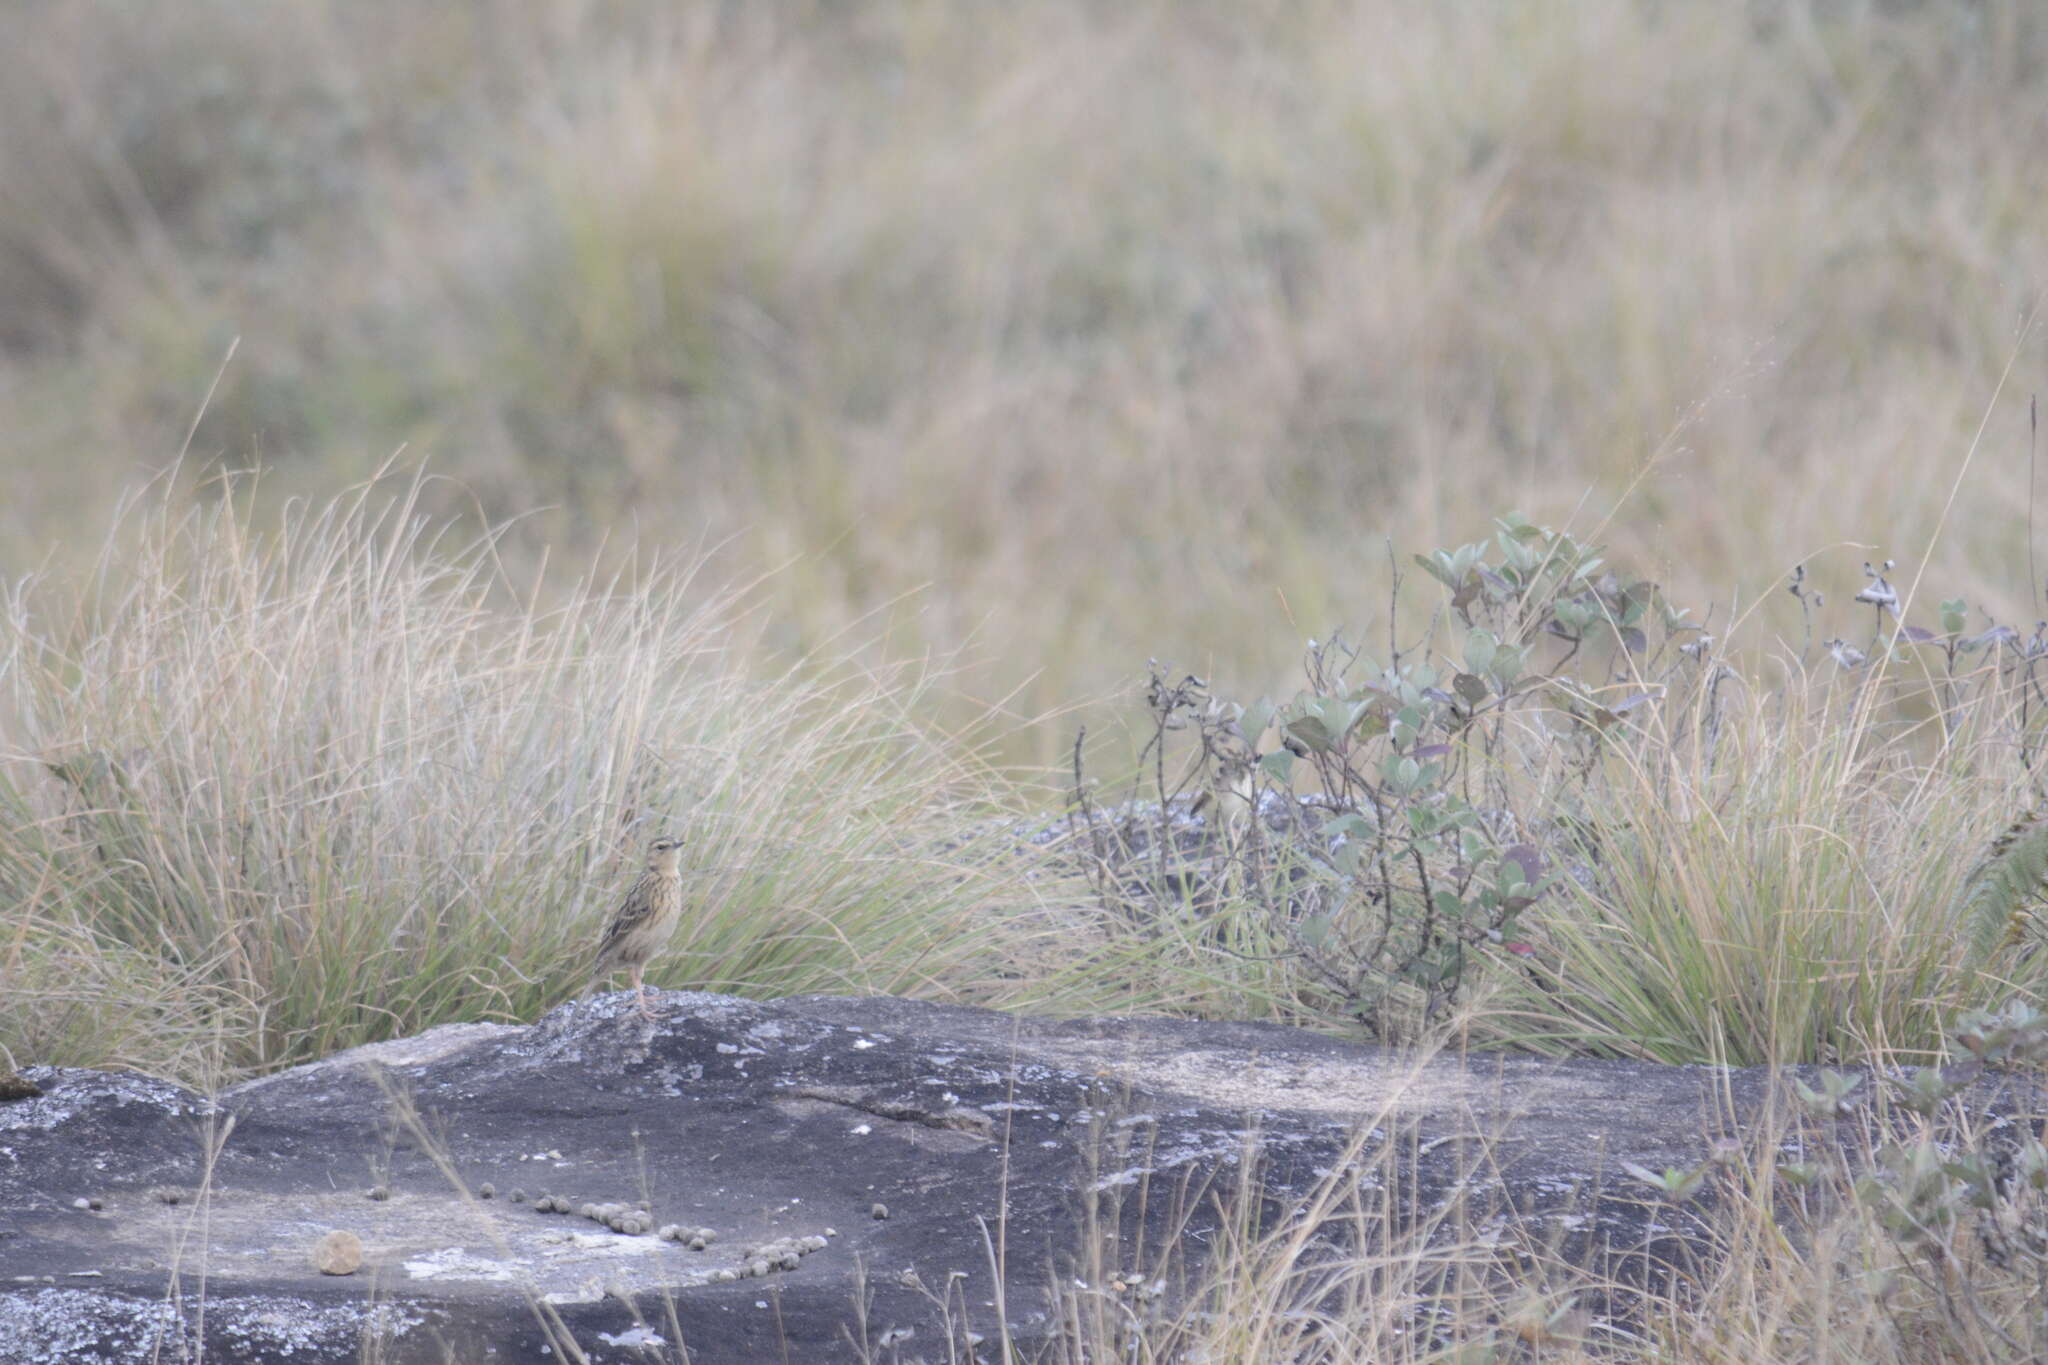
581, 950, 618, 1001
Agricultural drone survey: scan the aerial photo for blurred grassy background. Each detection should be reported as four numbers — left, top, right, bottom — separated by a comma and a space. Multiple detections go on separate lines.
2, 0, 2045, 763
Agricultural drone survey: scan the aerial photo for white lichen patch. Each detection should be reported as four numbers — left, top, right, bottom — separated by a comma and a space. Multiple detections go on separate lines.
0, 1287, 422, 1362
540, 1280, 607, 1305
402, 1246, 521, 1282
0, 1073, 211, 1133
600, 1324, 669, 1348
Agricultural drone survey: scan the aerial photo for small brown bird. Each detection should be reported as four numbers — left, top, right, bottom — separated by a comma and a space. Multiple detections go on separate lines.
589, 835, 686, 1019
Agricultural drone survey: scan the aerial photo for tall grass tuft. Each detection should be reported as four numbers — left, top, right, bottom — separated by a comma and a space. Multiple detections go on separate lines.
0, 470, 1091, 1084
1478, 661, 2044, 1067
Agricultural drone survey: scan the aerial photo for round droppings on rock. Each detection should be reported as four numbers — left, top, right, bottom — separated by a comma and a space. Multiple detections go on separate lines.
687, 1235, 707, 1251
367, 1185, 390, 1202
509, 1188, 527, 1204
780, 1253, 801, 1270
153, 1188, 182, 1206
312, 1230, 364, 1276
657, 1224, 681, 1241
712, 1268, 738, 1283
72, 1197, 90, 1211
697, 1227, 718, 1244
749, 1259, 771, 1278
870, 1203, 889, 1221
478, 1183, 495, 1199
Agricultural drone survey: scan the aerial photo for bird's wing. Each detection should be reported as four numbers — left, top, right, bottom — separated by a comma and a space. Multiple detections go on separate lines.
593, 881, 655, 965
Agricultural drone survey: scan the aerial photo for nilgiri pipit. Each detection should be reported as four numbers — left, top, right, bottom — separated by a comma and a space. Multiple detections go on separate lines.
589, 835, 686, 1019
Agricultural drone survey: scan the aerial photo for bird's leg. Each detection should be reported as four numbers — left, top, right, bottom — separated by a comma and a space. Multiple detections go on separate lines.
632, 965, 655, 1019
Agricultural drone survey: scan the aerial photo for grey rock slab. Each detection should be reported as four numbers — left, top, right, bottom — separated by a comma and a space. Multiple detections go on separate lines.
0, 992, 1848, 1362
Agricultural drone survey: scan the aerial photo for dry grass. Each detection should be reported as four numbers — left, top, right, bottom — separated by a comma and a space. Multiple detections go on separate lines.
0, 469, 1109, 1083
2, 1, 2045, 762
1473, 659, 2048, 1068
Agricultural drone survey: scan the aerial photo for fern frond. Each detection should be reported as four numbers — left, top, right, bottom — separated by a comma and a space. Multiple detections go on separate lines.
1960, 810, 2048, 963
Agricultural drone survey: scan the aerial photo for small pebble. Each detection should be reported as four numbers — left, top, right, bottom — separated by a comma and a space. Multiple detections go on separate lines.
509, 1188, 528, 1204
72, 1197, 91, 1211
870, 1203, 889, 1221
367, 1185, 390, 1202
478, 1183, 495, 1200
312, 1230, 363, 1276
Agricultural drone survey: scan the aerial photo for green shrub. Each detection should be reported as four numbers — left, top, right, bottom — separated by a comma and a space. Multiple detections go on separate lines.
1074, 513, 2048, 1063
